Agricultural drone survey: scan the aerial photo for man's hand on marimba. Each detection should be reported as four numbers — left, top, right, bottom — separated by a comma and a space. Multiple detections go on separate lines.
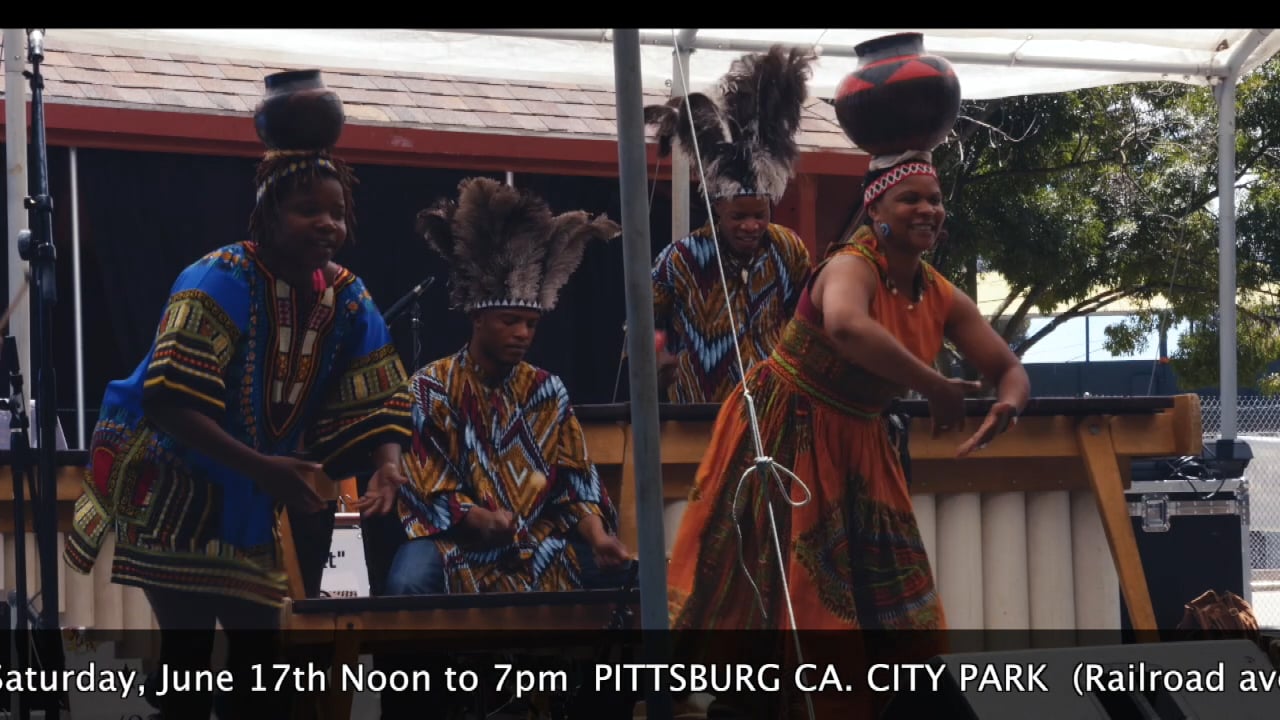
657, 352, 678, 386
460, 507, 518, 548
591, 535, 633, 570
576, 514, 633, 569
352, 460, 408, 517
955, 400, 1019, 458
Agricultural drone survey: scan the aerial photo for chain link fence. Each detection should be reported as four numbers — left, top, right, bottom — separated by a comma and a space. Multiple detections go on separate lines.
1200, 394, 1280, 439
1198, 395, 1280, 584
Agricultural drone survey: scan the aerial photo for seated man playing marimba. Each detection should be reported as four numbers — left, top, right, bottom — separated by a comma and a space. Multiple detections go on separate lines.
386, 177, 633, 595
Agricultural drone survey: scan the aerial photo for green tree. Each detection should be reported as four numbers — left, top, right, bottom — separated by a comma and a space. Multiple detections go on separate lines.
926, 56, 1280, 390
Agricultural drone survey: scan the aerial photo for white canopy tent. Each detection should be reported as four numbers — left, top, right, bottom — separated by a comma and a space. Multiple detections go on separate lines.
24, 27, 1276, 437
4, 30, 1278, 678
40, 28, 1280, 100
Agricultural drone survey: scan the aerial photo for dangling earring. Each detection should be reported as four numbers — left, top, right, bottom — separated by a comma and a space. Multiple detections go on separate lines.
877, 222, 891, 239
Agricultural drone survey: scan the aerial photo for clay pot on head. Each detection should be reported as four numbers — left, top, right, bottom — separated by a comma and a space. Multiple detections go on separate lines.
833, 33, 961, 156
253, 69, 345, 150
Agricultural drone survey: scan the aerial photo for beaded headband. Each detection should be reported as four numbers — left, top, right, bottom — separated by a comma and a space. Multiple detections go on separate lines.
255, 152, 337, 204
863, 162, 938, 207
715, 187, 769, 200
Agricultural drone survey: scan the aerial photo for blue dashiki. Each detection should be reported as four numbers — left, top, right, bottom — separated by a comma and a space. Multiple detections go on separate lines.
64, 241, 413, 607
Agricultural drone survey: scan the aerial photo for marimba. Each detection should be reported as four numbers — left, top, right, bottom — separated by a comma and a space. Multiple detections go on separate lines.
3, 395, 1203, 635
278, 586, 640, 720
577, 394, 1204, 633
0, 449, 164, 633
1, 395, 1205, 720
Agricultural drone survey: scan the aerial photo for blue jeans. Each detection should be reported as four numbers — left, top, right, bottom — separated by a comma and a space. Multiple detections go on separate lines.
385, 536, 634, 595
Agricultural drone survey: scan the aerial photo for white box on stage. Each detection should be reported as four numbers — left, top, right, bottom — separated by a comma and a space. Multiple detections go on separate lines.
320, 513, 370, 598
0, 398, 68, 450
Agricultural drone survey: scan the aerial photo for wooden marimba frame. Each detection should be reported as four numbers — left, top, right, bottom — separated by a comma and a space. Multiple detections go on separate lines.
577, 394, 1204, 633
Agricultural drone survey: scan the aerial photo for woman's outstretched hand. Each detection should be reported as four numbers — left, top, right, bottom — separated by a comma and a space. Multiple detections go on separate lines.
955, 400, 1019, 457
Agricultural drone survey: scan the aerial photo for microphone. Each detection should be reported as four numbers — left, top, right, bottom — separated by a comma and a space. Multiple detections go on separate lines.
382, 276, 436, 325
612, 322, 628, 402
611, 323, 669, 402
26, 29, 45, 62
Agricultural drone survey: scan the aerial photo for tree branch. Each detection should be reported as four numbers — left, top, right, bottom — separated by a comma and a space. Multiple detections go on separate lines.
1013, 287, 1138, 355
1176, 142, 1280, 218
1004, 286, 1047, 343
968, 157, 1116, 183
990, 283, 1025, 320
954, 101, 1003, 146
1238, 305, 1280, 326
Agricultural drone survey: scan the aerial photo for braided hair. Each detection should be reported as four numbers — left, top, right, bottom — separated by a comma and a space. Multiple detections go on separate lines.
247, 149, 359, 248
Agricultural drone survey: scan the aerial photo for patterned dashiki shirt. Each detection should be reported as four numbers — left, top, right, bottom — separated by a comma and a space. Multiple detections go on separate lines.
652, 222, 811, 403
396, 347, 618, 593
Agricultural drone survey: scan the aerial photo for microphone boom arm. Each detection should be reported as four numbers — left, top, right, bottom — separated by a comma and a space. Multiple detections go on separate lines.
381, 276, 435, 326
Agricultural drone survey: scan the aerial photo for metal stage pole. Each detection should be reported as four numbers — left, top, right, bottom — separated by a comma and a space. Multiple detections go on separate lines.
612, 27, 673, 720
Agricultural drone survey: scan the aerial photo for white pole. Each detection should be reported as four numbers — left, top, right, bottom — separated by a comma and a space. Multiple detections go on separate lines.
5, 29, 31, 380
1216, 76, 1237, 441
1215, 29, 1272, 441
70, 147, 84, 448
670, 30, 696, 243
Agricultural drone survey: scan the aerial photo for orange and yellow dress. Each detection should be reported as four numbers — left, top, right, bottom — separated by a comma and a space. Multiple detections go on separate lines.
667, 224, 953, 716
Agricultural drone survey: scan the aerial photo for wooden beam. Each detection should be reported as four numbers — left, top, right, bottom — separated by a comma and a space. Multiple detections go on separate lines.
794, 173, 819, 259
1076, 416, 1157, 636
0, 101, 868, 177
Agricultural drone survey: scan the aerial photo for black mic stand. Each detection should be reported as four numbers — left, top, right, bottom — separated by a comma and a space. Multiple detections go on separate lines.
13, 28, 64, 718
382, 275, 435, 371
4, 338, 36, 720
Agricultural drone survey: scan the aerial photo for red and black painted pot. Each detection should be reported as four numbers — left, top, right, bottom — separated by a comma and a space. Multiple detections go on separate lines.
833, 33, 961, 155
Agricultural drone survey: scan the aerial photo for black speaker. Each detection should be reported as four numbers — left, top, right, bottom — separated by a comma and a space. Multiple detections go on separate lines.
881, 639, 1275, 718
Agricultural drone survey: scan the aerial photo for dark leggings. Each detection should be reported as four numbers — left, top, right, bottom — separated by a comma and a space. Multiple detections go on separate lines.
145, 587, 286, 719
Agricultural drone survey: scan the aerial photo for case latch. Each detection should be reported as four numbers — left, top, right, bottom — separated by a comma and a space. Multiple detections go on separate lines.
1141, 495, 1170, 532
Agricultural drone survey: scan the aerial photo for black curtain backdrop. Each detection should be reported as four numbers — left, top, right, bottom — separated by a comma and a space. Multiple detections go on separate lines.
1, 145, 688, 438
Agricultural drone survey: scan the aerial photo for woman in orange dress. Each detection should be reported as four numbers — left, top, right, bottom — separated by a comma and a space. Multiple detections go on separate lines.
666, 154, 1030, 717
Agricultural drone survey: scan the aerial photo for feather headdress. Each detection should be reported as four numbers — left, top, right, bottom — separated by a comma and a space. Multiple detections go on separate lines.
416, 177, 620, 313
644, 44, 816, 201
